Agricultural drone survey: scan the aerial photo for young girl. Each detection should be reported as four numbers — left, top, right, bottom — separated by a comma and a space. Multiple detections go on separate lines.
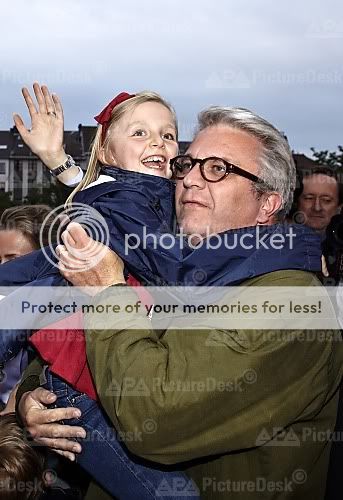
2, 86, 202, 499
1, 85, 321, 499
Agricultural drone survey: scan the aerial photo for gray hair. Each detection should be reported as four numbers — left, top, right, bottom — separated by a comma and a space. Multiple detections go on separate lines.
196, 107, 296, 218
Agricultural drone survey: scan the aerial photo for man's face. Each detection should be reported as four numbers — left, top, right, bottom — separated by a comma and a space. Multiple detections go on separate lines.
297, 174, 341, 231
0, 229, 36, 264
175, 125, 268, 236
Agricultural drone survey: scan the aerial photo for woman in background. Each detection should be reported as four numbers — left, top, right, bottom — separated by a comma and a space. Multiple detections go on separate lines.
0, 204, 54, 411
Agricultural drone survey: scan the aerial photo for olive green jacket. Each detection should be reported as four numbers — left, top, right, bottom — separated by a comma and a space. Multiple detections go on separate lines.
17, 270, 343, 499
83, 270, 343, 499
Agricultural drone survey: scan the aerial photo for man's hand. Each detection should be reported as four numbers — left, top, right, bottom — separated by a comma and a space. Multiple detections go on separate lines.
18, 387, 86, 461
57, 222, 126, 295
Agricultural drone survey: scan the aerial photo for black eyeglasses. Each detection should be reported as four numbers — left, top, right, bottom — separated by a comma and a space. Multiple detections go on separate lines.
170, 155, 263, 184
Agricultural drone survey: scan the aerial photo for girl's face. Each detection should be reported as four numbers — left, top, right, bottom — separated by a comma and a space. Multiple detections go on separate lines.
101, 101, 178, 178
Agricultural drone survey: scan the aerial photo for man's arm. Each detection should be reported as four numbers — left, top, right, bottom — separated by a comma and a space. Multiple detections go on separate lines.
15, 356, 45, 407
84, 284, 341, 465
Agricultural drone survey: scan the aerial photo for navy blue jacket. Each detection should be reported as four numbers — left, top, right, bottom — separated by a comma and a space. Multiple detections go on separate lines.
0, 167, 322, 364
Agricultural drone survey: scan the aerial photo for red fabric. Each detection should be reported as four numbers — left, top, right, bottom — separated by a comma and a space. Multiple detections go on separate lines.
94, 92, 135, 143
30, 312, 98, 400
30, 276, 152, 401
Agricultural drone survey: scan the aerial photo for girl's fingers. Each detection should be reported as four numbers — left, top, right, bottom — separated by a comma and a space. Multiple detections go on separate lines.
13, 113, 28, 139
33, 81, 48, 114
22, 87, 38, 117
41, 85, 56, 115
52, 93, 64, 120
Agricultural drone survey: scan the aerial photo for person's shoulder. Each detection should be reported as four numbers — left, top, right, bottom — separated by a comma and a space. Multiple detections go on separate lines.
244, 270, 322, 287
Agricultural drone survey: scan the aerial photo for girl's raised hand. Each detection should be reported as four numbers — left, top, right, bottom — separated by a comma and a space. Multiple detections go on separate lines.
13, 82, 67, 170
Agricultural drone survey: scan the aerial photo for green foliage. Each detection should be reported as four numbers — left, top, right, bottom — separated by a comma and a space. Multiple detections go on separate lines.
23, 184, 72, 207
310, 145, 343, 169
0, 184, 72, 213
0, 191, 16, 213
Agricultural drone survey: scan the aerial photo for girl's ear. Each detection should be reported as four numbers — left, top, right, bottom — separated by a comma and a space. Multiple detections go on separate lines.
98, 146, 117, 166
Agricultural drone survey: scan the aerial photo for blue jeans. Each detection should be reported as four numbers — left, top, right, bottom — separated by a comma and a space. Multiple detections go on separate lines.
44, 370, 200, 500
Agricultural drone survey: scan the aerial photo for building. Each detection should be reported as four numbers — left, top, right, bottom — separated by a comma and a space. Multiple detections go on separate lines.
0, 127, 319, 203
0, 125, 93, 203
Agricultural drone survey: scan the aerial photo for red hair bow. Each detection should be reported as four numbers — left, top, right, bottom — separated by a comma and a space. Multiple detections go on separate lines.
94, 92, 135, 143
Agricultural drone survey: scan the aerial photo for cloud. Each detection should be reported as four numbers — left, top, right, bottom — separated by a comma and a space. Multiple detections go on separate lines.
1, 0, 342, 152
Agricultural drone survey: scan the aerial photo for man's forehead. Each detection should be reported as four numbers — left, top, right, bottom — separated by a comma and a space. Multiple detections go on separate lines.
186, 126, 262, 164
185, 145, 235, 163
303, 173, 339, 194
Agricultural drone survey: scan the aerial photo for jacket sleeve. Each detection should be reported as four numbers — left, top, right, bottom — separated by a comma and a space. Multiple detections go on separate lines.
84, 282, 342, 464
0, 245, 58, 287
88, 194, 183, 286
15, 356, 44, 423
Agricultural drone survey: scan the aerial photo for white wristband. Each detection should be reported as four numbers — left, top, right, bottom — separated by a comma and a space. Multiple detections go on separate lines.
62, 166, 84, 187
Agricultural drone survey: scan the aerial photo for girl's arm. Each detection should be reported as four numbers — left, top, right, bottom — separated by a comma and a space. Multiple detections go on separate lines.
13, 82, 82, 186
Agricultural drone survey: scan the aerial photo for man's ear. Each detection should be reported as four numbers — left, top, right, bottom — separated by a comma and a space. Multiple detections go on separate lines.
256, 192, 283, 224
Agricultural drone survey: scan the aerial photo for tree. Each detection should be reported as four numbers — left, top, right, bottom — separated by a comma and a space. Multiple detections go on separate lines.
0, 191, 15, 214
23, 184, 73, 208
311, 145, 343, 169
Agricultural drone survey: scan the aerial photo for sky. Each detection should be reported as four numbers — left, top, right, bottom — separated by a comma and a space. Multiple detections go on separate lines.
0, 0, 342, 156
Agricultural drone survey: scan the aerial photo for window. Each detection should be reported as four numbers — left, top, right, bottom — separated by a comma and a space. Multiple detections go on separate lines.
28, 161, 37, 184
0, 162, 5, 174
42, 167, 51, 186
13, 161, 23, 188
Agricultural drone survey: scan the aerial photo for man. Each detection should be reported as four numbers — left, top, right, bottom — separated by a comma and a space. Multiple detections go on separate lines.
17, 107, 342, 499
296, 168, 343, 500
297, 168, 343, 233
296, 168, 343, 284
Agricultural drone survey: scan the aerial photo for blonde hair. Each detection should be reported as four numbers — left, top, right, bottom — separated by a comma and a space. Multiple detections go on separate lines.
65, 91, 178, 207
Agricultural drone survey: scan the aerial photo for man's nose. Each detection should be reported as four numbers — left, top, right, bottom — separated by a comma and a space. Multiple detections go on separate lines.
313, 197, 322, 212
182, 163, 206, 189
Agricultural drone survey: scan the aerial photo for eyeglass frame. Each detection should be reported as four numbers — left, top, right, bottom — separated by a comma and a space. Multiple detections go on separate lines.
170, 154, 264, 184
